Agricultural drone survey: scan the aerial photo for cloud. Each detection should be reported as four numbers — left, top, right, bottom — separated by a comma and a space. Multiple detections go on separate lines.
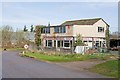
1, 2, 118, 32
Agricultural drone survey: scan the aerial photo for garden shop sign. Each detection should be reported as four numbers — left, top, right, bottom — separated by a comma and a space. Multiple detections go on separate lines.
43, 36, 73, 40
24, 44, 29, 49
22, 44, 29, 55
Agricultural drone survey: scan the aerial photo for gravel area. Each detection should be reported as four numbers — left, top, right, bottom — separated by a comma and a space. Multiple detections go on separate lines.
54, 60, 107, 71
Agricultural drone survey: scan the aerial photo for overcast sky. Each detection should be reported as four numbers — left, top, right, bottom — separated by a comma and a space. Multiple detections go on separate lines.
1, 2, 118, 32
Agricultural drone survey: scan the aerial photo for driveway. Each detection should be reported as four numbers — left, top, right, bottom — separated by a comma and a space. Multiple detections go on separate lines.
2, 50, 107, 78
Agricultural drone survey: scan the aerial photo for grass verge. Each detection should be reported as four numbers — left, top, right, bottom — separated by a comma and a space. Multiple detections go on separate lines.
22, 51, 117, 62
89, 60, 119, 78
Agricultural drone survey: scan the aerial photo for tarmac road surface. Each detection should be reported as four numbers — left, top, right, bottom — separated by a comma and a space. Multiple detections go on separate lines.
2, 50, 107, 78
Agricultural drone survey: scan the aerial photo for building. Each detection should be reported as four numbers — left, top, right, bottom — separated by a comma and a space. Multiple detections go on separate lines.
110, 32, 120, 48
41, 18, 109, 51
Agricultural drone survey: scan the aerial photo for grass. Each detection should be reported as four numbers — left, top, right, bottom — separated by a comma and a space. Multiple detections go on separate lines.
22, 51, 117, 62
89, 60, 119, 78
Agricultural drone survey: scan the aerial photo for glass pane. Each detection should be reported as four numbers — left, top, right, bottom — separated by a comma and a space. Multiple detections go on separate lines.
54, 40, 56, 47
63, 26, 66, 33
60, 27, 62, 33
57, 41, 60, 47
41, 28, 45, 33
48, 40, 52, 47
46, 28, 50, 33
84, 41, 87, 42
64, 40, 69, 43
61, 40, 63, 47
54, 27, 59, 33
98, 27, 104, 32
64, 43, 69, 47
95, 43, 99, 47
89, 40, 92, 42
46, 40, 47, 47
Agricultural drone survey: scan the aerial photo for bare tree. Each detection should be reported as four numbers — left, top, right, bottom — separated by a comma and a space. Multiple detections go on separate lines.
23, 25, 28, 32
15, 29, 26, 47
105, 27, 110, 50
35, 25, 41, 47
30, 25, 34, 32
2, 25, 13, 48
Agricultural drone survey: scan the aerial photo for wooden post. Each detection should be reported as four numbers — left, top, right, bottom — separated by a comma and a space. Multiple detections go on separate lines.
71, 37, 74, 54
92, 37, 94, 49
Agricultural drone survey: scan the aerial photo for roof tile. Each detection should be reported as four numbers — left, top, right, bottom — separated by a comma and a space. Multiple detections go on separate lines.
61, 18, 102, 26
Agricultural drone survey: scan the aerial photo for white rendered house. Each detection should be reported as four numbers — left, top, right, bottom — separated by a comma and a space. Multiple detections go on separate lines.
41, 18, 109, 49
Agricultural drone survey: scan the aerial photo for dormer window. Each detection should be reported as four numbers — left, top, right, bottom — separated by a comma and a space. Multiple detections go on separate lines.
54, 27, 59, 33
98, 27, 104, 32
41, 27, 50, 33
54, 26, 66, 33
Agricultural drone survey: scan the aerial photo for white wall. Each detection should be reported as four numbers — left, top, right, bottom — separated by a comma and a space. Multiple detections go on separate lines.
72, 19, 107, 38
93, 19, 107, 37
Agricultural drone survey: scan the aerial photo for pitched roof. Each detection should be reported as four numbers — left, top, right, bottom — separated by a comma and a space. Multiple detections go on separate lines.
61, 18, 102, 26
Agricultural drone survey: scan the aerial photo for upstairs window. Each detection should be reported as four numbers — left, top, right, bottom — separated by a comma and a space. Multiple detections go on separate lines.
60, 27, 62, 33
41, 27, 50, 33
54, 26, 66, 33
98, 27, 104, 32
46, 27, 50, 33
54, 27, 59, 33
62, 26, 66, 33
41, 28, 45, 33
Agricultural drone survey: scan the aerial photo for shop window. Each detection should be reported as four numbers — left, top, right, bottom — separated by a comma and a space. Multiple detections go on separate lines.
48, 40, 52, 47
57, 40, 60, 47
95, 41, 99, 47
84, 41, 87, 42
54, 40, 56, 47
64, 40, 70, 48
61, 40, 63, 47
89, 40, 92, 42
45, 40, 47, 47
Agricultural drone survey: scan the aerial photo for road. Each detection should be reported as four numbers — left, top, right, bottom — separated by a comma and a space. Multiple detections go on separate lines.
2, 50, 107, 78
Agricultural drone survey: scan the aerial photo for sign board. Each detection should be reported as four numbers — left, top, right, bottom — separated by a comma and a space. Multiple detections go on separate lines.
24, 44, 29, 49
44, 37, 73, 40
64, 38, 72, 40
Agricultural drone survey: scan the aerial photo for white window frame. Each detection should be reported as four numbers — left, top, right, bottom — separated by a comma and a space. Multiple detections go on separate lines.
98, 27, 104, 32
46, 40, 52, 47
95, 41, 100, 47
63, 40, 71, 49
